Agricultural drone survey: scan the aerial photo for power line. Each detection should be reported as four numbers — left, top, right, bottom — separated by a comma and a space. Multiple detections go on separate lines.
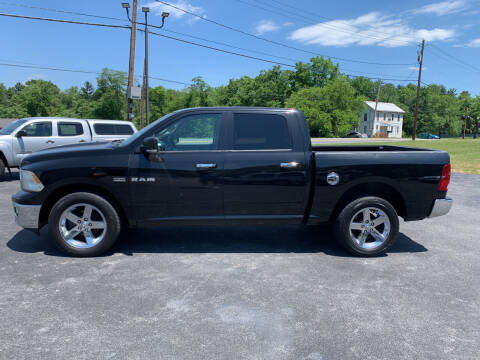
234, 0, 411, 46
267, 0, 414, 46
0, 1, 128, 23
0, 3, 303, 63
154, 0, 413, 66
146, 29, 416, 82
146, 29, 296, 68
1, 3, 415, 68
428, 43, 480, 75
0, 12, 130, 29
0, 62, 190, 85
0, 12, 416, 83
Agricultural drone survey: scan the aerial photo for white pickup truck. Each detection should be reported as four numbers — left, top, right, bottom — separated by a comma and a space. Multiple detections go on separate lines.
0, 117, 137, 177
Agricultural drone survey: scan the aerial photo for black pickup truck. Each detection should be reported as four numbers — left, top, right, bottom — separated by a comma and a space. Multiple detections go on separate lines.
12, 107, 452, 257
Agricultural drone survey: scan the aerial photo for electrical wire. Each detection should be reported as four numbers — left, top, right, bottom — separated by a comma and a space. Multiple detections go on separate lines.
154, 0, 414, 66
0, 1, 128, 22
0, 12, 417, 83
146, 29, 416, 82
428, 43, 480, 75
0, 2, 415, 67
0, 62, 190, 85
233, 0, 411, 46
0, 12, 130, 29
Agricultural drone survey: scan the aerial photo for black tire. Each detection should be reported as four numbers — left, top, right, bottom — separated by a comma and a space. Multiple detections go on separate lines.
334, 196, 399, 257
48, 192, 121, 257
0, 159, 5, 179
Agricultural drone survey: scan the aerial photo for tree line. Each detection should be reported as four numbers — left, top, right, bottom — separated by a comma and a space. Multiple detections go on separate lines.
1, 57, 478, 137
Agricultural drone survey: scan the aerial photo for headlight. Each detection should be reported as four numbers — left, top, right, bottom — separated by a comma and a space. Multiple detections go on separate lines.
20, 170, 44, 192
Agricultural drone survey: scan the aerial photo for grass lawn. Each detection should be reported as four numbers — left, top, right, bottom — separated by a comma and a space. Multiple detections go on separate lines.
331, 139, 480, 175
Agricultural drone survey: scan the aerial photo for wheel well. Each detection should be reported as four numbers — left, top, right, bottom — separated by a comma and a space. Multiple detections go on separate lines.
330, 182, 406, 222
39, 184, 130, 228
0, 151, 8, 167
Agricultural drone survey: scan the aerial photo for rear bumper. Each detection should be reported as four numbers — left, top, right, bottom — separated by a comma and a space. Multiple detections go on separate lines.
428, 197, 453, 218
12, 201, 41, 229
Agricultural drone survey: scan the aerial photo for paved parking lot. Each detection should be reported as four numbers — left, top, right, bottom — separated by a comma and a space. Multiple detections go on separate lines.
0, 172, 479, 360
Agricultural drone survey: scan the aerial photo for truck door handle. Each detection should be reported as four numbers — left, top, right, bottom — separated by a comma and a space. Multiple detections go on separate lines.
46, 140, 55, 144
196, 163, 217, 169
79, 140, 87, 143
280, 162, 300, 169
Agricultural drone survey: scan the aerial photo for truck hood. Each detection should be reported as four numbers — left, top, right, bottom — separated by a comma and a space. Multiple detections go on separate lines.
21, 141, 117, 165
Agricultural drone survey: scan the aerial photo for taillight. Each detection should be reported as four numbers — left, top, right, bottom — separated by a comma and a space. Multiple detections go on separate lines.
438, 163, 451, 191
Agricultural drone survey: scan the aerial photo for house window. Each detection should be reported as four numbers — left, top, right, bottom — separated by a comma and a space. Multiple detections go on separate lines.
364, 126, 367, 133
376, 125, 379, 130
364, 113, 367, 122
383, 113, 386, 120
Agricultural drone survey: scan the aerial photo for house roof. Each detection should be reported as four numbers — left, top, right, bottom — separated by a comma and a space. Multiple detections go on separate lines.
0, 118, 17, 129
365, 101, 405, 113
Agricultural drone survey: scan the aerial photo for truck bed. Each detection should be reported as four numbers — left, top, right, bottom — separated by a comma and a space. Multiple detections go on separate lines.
309, 144, 450, 223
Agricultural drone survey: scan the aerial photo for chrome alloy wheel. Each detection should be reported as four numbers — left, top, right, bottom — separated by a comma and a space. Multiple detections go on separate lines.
349, 207, 390, 250
59, 203, 107, 249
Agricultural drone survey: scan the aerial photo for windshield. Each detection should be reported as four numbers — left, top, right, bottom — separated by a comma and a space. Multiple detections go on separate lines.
120, 112, 176, 147
0, 119, 28, 135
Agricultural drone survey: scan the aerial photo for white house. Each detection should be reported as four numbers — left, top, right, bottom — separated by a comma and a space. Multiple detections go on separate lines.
358, 101, 405, 138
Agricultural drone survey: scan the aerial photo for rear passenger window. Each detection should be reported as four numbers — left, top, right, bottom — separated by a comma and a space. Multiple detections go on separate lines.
93, 123, 115, 135
58, 122, 83, 136
93, 123, 134, 135
233, 113, 291, 150
115, 124, 134, 135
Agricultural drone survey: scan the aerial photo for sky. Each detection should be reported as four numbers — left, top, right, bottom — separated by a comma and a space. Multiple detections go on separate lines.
0, 0, 479, 96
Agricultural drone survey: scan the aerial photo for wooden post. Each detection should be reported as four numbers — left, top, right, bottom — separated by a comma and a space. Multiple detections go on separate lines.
413, 39, 425, 140
127, 0, 138, 121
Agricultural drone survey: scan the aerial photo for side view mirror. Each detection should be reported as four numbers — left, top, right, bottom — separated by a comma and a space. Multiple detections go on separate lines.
141, 137, 159, 154
16, 130, 27, 138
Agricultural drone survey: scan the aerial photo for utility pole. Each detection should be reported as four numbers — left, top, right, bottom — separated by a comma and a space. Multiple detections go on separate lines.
140, 58, 146, 129
462, 108, 469, 139
122, 1, 138, 121
140, 10, 168, 126
474, 116, 479, 140
142, 7, 150, 125
413, 39, 425, 141
373, 79, 382, 136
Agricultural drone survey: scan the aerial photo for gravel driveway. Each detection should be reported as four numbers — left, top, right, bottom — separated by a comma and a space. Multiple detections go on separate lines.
0, 172, 478, 360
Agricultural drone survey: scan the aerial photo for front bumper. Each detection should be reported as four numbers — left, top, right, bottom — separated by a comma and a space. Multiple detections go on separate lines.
428, 197, 453, 218
12, 201, 41, 229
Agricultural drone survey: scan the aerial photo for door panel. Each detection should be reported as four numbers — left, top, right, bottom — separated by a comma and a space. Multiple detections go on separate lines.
129, 112, 225, 224
223, 112, 308, 218
224, 151, 307, 216
54, 121, 90, 146
13, 121, 54, 164
130, 151, 224, 222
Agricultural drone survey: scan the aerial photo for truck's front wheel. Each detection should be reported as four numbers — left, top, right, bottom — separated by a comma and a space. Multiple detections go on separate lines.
48, 192, 121, 257
334, 196, 399, 256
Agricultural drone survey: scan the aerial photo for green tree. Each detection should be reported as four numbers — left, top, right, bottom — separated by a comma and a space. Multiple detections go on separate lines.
292, 57, 340, 91
17, 80, 61, 117
93, 69, 127, 119
351, 77, 377, 100
286, 77, 364, 137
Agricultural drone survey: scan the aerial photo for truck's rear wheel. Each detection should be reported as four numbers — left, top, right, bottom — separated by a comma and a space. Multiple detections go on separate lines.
334, 196, 399, 256
0, 159, 5, 179
48, 192, 121, 257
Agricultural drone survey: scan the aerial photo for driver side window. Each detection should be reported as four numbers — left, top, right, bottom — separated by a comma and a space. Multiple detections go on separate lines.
21, 122, 52, 137
153, 113, 221, 151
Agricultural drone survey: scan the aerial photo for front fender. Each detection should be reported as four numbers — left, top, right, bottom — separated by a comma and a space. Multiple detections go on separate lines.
0, 139, 15, 167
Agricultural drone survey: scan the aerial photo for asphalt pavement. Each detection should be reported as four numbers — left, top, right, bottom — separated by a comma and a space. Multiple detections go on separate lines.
0, 172, 478, 360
